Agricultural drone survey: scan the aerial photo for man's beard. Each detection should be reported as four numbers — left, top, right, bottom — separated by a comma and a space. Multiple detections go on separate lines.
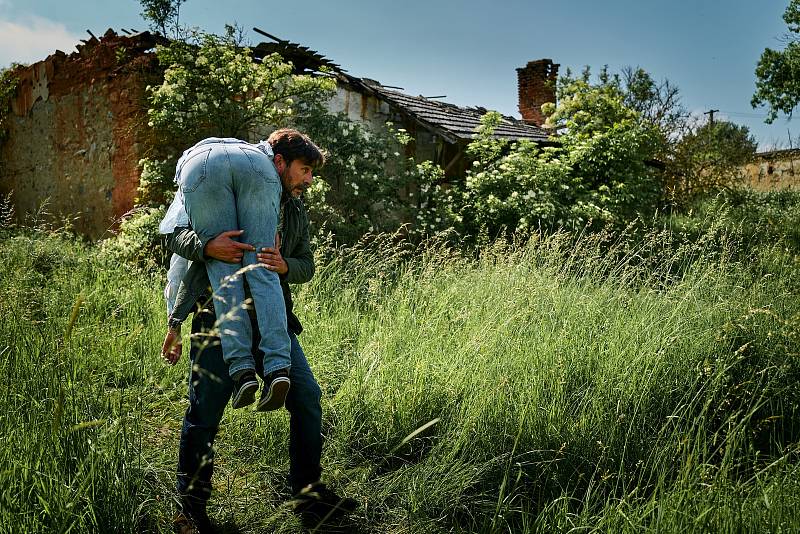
280, 169, 307, 197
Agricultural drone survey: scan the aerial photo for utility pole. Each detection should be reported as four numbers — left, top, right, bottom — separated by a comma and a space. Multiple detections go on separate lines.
703, 109, 719, 126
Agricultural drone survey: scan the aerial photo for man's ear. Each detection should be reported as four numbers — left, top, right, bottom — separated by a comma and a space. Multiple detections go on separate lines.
273, 153, 285, 173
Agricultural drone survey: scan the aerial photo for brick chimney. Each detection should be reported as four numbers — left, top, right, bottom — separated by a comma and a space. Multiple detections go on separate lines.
517, 59, 559, 127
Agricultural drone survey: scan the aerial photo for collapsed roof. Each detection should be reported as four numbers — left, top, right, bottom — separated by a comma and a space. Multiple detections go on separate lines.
252, 27, 551, 144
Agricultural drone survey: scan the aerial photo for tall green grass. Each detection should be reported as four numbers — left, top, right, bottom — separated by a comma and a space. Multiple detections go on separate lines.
1, 198, 799, 532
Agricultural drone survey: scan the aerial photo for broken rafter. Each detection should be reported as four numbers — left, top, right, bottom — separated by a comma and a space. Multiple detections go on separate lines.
253, 27, 286, 43
251, 27, 345, 72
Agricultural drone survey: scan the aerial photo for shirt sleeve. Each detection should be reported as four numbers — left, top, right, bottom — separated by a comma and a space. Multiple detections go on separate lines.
165, 226, 209, 262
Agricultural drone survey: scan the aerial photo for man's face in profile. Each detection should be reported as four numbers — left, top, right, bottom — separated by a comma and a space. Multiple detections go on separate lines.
276, 155, 313, 198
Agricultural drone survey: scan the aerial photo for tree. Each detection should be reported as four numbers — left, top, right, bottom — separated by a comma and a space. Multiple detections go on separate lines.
147, 27, 333, 144
752, 0, 800, 122
619, 66, 688, 141
139, 0, 186, 38
668, 120, 757, 202
136, 25, 335, 206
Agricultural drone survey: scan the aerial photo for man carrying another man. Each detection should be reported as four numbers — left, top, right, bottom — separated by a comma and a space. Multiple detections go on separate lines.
160, 129, 356, 533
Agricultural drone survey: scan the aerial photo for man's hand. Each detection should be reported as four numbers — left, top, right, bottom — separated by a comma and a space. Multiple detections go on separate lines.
258, 244, 288, 275
161, 328, 182, 366
204, 230, 255, 263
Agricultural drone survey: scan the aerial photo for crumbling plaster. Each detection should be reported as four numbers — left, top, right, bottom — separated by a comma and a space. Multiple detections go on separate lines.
0, 31, 156, 238
742, 151, 800, 191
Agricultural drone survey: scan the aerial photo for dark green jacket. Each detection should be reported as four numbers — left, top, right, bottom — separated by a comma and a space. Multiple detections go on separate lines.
166, 193, 314, 334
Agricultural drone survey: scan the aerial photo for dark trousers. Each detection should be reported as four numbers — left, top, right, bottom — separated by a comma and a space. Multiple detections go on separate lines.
176, 309, 323, 505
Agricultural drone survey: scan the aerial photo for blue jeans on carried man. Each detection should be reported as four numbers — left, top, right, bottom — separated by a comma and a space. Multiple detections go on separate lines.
178, 138, 291, 379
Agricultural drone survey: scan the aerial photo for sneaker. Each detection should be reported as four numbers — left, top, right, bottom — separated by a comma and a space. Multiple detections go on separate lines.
291, 482, 358, 525
230, 370, 258, 409
173, 500, 214, 534
256, 368, 291, 412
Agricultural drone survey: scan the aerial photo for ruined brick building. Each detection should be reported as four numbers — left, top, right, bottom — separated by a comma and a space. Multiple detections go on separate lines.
1, 30, 163, 237
0, 29, 558, 238
741, 148, 800, 191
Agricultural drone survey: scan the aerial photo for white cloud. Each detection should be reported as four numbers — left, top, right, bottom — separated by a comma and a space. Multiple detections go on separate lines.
0, 15, 81, 68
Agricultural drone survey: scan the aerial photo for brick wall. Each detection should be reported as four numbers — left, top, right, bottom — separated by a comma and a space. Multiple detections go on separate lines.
0, 31, 158, 238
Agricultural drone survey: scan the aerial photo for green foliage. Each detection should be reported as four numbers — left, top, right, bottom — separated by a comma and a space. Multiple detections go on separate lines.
421, 74, 663, 239
99, 206, 168, 269
139, 0, 186, 38
752, 0, 800, 122
668, 121, 758, 203
140, 26, 336, 205
618, 65, 687, 139
0, 64, 21, 143
668, 188, 800, 254
3, 205, 800, 531
294, 106, 434, 243
133, 156, 173, 207
0, 231, 160, 532
118, 26, 338, 263
539, 65, 753, 209
147, 26, 335, 145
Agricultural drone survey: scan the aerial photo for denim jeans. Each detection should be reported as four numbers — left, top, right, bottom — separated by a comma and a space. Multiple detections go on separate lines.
177, 309, 323, 504
179, 139, 290, 378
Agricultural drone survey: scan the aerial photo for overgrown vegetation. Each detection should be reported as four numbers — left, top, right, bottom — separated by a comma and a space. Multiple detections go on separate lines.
0, 65, 21, 143
137, 25, 335, 207
294, 105, 439, 243
411, 66, 757, 244
3, 191, 800, 532
753, 0, 800, 122
139, 0, 187, 39
0, 64, 23, 190
111, 11, 758, 259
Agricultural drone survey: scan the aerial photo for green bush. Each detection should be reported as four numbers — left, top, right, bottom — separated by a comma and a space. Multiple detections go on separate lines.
419, 78, 663, 241
294, 105, 438, 244
99, 206, 168, 269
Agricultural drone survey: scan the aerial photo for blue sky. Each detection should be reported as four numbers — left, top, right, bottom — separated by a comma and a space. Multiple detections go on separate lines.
0, 0, 792, 150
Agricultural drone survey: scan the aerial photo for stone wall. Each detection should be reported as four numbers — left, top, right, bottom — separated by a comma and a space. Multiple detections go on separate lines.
327, 83, 393, 131
0, 31, 158, 238
742, 149, 800, 191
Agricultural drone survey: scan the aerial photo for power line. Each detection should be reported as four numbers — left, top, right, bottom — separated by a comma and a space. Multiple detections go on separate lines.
718, 110, 783, 120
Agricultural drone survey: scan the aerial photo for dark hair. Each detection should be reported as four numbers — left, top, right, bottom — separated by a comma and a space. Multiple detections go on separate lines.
267, 128, 325, 168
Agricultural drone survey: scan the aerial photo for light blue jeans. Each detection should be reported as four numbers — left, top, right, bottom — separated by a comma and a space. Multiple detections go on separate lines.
179, 139, 290, 378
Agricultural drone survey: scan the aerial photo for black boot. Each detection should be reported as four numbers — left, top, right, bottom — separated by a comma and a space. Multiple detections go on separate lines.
291, 482, 358, 527
174, 497, 214, 534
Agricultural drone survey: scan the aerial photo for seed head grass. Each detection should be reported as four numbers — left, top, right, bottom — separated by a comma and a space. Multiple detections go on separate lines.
1, 217, 799, 532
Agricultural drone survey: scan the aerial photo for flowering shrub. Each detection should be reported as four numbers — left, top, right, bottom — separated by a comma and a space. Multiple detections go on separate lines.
294, 105, 440, 243
139, 26, 335, 205
418, 77, 663, 240
114, 26, 335, 263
